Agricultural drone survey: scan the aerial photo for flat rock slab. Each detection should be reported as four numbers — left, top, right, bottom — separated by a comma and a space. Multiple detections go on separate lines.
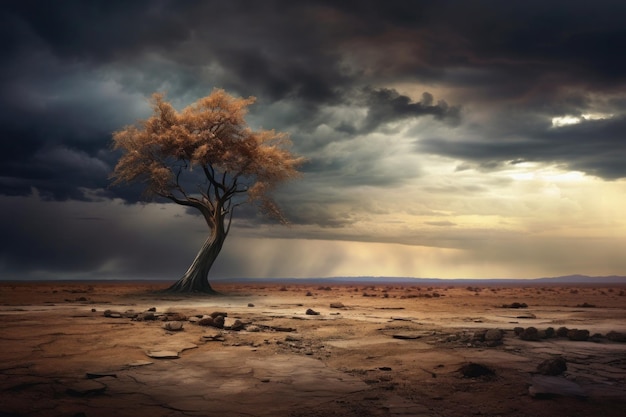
108, 349, 369, 416
146, 350, 179, 359
529, 375, 587, 398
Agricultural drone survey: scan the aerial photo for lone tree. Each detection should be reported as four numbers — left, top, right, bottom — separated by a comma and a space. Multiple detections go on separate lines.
111, 89, 304, 293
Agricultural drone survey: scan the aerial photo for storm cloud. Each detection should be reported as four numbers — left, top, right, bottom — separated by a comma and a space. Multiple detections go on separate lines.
1, 1, 625, 280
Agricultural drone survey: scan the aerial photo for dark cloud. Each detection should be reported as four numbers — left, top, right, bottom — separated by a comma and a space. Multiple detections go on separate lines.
1, 1, 626, 280
419, 115, 626, 179
361, 88, 460, 133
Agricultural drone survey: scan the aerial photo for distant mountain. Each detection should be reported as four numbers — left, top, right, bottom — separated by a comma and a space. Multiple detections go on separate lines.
215, 274, 626, 284
534, 274, 626, 284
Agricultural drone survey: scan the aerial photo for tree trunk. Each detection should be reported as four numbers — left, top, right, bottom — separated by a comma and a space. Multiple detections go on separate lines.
165, 229, 226, 294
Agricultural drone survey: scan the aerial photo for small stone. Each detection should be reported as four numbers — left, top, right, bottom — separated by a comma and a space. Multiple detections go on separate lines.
330, 302, 345, 309
567, 329, 589, 341
305, 291, 313, 296
230, 319, 245, 331
247, 303, 255, 307
126, 360, 153, 367
246, 325, 261, 332
210, 311, 228, 318
198, 317, 215, 326
91, 308, 96, 313
109, 313, 122, 319
202, 334, 225, 342
537, 357, 567, 375
147, 307, 157, 312
163, 321, 184, 331
556, 326, 569, 337
520, 327, 540, 341
485, 329, 503, 341
392, 334, 422, 340
136, 312, 156, 321
305, 308, 320, 315
213, 315, 225, 329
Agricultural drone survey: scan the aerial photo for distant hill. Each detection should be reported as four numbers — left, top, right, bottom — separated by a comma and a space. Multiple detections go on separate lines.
215, 275, 626, 285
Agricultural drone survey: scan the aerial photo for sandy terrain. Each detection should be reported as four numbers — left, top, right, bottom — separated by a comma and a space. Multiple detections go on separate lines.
1, 281, 625, 417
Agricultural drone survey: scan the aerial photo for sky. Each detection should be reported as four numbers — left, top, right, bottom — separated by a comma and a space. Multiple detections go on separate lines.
1, 0, 626, 281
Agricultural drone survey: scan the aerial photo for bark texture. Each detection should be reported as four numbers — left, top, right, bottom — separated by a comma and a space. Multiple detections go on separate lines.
166, 231, 225, 294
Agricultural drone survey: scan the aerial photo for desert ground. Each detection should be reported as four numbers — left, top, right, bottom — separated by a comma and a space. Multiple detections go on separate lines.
1, 281, 625, 417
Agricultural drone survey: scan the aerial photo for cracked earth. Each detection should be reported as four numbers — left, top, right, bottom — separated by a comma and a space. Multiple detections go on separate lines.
1, 282, 625, 416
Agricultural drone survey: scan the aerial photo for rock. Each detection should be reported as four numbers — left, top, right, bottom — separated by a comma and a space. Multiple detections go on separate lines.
188, 316, 200, 323
136, 311, 156, 321
502, 302, 528, 308
458, 363, 494, 378
163, 321, 184, 331
229, 320, 245, 331
607, 331, 626, 342
147, 307, 157, 312
86, 372, 117, 379
247, 303, 255, 307
537, 357, 567, 375
165, 313, 187, 321
392, 333, 422, 340
202, 334, 225, 342
305, 291, 313, 296
485, 329, 503, 341
126, 360, 153, 367
567, 329, 589, 341
91, 308, 96, 313
305, 308, 320, 315
556, 326, 569, 337
515, 312, 536, 319
198, 317, 215, 326
513, 327, 524, 336
520, 327, 540, 341
123, 310, 137, 318
103, 310, 122, 318
246, 325, 261, 332
210, 311, 228, 318
146, 350, 179, 359
213, 315, 225, 329
529, 375, 586, 398
285, 335, 302, 342
330, 302, 345, 309
544, 327, 556, 338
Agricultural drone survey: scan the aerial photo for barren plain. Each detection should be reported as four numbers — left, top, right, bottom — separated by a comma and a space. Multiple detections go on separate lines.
1, 281, 625, 417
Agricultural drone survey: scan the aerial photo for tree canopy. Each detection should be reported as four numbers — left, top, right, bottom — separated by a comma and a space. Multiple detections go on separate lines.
111, 89, 304, 292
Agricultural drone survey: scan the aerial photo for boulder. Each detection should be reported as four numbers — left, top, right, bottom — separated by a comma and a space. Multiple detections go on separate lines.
210, 311, 228, 318
305, 308, 320, 315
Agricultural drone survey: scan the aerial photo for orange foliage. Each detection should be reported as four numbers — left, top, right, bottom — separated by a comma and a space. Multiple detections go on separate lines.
111, 89, 304, 226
